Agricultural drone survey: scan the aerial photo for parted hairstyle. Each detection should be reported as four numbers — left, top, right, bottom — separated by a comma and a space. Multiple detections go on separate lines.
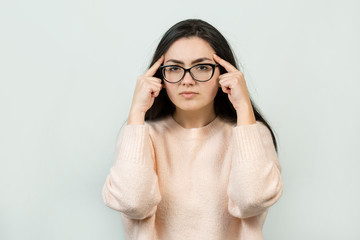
136, 18, 279, 152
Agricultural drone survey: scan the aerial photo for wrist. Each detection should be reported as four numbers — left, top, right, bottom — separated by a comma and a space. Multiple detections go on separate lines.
127, 108, 146, 125
236, 103, 256, 126
234, 100, 252, 112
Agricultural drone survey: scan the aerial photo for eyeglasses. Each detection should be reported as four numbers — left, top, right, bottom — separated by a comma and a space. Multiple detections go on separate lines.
159, 63, 220, 83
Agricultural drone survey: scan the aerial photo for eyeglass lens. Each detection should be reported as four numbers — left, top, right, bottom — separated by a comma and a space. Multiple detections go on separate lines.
163, 64, 213, 82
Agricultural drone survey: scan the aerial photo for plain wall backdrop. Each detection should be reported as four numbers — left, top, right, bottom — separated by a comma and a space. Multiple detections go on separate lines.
1, 0, 359, 239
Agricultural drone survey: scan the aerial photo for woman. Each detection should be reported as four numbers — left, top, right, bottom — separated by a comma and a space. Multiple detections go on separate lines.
102, 18, 283, 240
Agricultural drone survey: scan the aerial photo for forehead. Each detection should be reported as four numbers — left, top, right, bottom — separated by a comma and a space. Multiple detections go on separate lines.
164, 37, 214, 62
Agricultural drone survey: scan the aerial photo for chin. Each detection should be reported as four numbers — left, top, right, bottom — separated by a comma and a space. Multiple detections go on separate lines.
175, 102, 205, 112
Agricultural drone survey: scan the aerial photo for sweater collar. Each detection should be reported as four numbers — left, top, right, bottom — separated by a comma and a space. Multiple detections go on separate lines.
165, 114, 222, 140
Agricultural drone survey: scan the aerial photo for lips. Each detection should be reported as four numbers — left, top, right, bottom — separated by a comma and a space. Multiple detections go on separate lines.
180, 91, 198, 98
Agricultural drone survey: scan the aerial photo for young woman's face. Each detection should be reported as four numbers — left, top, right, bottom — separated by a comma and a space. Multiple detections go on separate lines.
162, 37, 220, 113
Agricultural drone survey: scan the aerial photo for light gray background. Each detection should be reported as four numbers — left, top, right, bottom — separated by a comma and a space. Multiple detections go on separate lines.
1, 0, 359, 239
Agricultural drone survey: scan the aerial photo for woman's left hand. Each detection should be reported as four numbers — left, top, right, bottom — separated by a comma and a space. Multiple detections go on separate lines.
213, 53, 252, 111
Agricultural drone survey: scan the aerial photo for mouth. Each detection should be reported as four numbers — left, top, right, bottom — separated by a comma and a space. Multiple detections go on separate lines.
180, 91, 198, 94
180, 92, 198, 98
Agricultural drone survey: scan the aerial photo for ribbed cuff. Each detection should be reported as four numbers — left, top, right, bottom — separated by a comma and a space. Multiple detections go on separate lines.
118, 124, 149, 165
232, 123, 266, 164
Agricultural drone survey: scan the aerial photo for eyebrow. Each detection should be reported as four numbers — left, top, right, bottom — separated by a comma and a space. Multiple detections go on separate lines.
165, 57, 213, 65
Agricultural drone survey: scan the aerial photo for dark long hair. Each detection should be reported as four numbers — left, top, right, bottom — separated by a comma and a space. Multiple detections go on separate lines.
133, 19, 278, 152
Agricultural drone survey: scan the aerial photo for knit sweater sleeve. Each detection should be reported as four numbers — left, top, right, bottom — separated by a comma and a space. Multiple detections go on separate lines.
227, 121, 283, 219
102, 122, 162, 220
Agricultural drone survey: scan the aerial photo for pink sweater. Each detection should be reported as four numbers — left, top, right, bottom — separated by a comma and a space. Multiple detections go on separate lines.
102, 114, 283, 240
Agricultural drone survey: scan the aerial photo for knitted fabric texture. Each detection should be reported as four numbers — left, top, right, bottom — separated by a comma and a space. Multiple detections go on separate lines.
102, 114, 283, 240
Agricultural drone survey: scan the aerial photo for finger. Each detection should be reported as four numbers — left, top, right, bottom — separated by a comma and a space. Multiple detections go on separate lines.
213, 53, 238, 73
148, 77, 163, 84
219, 81, 231, 91
144, 55, 165, 77
219, 76, 235, 85
219, 77, 235, 90
218, 72, 236, 80
153, 87, 162, 98
138, 75, 162, 84
150, 84, 162, 97
221, 84, 231, 94
148, 81, 162, 92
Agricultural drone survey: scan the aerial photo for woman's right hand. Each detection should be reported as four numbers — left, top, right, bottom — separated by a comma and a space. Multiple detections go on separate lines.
127, 55, 165, 125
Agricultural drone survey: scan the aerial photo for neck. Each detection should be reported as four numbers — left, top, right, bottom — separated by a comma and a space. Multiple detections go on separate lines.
172, 104, 217, 129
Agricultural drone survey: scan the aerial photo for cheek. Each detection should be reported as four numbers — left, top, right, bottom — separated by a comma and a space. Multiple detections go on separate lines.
164, 84, 177, 99
210, 79, 221, 97
213, 72, 220, 83
203, 79, 220, 93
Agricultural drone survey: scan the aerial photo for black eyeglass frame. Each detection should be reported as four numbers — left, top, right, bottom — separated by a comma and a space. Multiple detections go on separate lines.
159, 63, 220, 83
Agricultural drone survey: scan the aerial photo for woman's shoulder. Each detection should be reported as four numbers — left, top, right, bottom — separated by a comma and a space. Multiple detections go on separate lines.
144, 115, 173, 133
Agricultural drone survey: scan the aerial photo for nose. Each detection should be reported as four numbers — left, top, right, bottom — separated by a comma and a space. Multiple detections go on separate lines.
181, 70, 196, 85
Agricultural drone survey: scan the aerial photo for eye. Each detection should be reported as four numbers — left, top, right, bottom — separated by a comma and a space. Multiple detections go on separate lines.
169, 66, 181, 71
197, 65, 210, 70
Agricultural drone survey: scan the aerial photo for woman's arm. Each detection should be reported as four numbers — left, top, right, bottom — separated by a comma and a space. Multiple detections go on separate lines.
227, 121, 283, 219
102, 122, 162, 220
